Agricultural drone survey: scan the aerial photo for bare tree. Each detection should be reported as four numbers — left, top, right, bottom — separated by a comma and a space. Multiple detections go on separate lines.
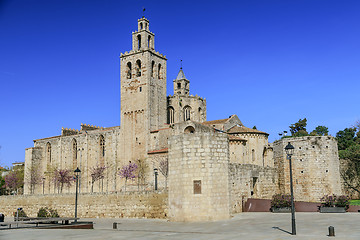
159, 159, 168, 189
90, 165, 106, 193
26, 163, 43, 194
118, 162, 137, 192
52, 168, 74, 193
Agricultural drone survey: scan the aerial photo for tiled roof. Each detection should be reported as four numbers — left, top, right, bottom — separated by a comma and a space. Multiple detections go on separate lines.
176, 69, 186, 80
202, 118, 229, 125
227, 126, 269, 135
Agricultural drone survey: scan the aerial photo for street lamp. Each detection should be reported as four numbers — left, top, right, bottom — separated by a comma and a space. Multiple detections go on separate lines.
285, 142, 296, 235
154, 168, 158, 190
74, 167, 81, 223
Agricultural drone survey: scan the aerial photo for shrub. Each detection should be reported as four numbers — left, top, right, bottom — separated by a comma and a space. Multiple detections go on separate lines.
320, 194, 350, 210
37, 207, 60, 218
271, 194, 291, 208
13, 209, 27, 218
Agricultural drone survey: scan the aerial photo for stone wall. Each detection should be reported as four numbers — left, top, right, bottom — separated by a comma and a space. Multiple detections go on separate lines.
229, 163, 279, 213
168, 129, 230, 222
273, 136, 342, 202
0, 191, 167, 219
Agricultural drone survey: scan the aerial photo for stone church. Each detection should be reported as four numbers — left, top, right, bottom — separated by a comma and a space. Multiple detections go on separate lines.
24, 17, 343, 221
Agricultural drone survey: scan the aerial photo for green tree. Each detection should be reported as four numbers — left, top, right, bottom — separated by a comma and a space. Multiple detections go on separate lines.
310, 125, 329, 136
289, 118, 308, 137
336, 127, 357, 150
338, 123, 360, 195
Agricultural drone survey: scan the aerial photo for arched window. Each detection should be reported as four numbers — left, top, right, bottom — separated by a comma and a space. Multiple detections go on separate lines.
72, 139, 77, 169
184, 126, 195, 133
148, 36, 151, 48
99, 135, 105, 166
151, 61, 155, 78
183, 106, 191, 121
198, 107, 202, 122
140, 22, 143, 30
167, 107, 174, 124
46, 142, 51, 166
126, 62, 132, 79
145, 23, 148, 30
158, 63, 162, 79
136, 60, 141, 77
137, 35, 141, 50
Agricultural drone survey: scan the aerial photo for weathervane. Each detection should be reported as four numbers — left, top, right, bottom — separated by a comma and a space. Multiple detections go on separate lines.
142, 7, 146, 18
180, 59, 183, 69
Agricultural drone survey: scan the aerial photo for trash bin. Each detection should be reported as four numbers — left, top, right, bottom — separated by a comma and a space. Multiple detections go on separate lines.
0, 214, 4, 222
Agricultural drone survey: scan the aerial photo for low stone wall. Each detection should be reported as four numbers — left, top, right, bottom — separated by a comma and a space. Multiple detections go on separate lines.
229, 163, 279, 213
0, 191, 168, 219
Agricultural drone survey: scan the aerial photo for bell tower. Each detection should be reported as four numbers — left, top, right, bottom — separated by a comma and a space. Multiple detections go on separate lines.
120, 17, 167, 161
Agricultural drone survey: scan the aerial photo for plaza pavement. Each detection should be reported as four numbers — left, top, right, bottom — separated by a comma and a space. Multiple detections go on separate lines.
0, 212, 359, 239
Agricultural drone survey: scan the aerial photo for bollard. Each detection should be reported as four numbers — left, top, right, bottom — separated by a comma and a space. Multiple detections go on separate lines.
328, 226, 335, 237
113, 222, 117, 229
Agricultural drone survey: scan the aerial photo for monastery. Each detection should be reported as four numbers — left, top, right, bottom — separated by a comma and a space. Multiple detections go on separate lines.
23, 17, 342, 221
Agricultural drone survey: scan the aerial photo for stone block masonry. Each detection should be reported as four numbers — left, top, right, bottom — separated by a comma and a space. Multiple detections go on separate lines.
0, 191, 168, 219
168, 130, 230, 222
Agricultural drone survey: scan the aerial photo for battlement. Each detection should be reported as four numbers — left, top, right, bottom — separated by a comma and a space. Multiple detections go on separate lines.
61, 127, 80, 136
80, 123, 104, 131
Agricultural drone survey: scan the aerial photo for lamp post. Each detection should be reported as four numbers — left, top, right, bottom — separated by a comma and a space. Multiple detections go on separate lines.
154, 168, 158, 190
285, 142, 296, 235
74, 167, 81, 223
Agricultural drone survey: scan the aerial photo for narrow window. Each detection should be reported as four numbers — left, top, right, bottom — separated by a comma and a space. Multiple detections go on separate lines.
140, 22, 143, 30
139, 87, 142, 92
252, 149, 255, 162
151, 61, 155, 77
183, 106, 191, 121
177, 83, 181, 89
148, 36, 151, 48
127, 62, 132, 79
167, 107, 174, 124
99, 135, 105, 166
72, 139, 77, 169
193, 180, 201, 194
158, 64, 162, 79
137, 35, 141, 49
46, 142, 51, 165
136, 60, 141, 77
145, 23, 148, 29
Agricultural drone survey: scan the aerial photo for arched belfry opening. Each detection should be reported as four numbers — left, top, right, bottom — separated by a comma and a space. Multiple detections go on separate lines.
137, 35, 141, 49
136, 60, 141, 77
127, 62, 132, 79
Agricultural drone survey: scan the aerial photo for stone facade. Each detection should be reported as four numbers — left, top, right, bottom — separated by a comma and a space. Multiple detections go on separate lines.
19, 17, 344, 221
273, 136, 342, 202
168, 125, 230, 221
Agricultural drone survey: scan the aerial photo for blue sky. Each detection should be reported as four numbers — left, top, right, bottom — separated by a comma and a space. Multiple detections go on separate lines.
1, 0, 359, 167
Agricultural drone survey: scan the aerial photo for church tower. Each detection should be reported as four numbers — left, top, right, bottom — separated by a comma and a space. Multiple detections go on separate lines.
120, 17, 167, 161
167, 68, 207, 124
